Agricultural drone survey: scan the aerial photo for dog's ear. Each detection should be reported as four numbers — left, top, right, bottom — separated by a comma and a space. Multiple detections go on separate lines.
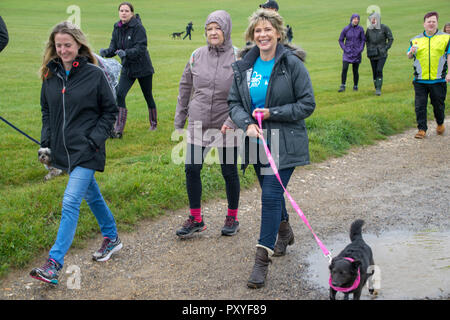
351, 260, 362, 270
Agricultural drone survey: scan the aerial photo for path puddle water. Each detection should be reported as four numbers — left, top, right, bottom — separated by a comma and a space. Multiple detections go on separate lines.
305, 230, 450, 299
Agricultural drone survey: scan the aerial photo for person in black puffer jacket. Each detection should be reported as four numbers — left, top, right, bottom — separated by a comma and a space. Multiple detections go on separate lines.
30, 21, 122, 285
100, 2, 157, 137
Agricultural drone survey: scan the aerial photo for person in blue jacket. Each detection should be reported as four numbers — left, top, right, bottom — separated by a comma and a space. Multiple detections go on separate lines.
338, 14, 365, 92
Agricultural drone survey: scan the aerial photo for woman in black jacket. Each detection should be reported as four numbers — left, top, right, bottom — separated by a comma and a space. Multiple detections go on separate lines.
228, 9, 315, 289
0, 16, 8, 52
100, 2, 157, 137
30, 21, 122, 285
365, 12, 393, 96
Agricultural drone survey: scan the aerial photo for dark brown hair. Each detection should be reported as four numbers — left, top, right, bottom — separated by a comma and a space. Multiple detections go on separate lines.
118, 2, 134, 12
424, 11, 438, 22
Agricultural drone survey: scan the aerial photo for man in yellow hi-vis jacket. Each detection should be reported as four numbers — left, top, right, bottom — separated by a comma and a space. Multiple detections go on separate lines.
407, 11, 450, 139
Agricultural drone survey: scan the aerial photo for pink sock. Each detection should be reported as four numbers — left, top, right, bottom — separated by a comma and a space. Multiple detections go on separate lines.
227, 208, 238, 221
190, 208, 202, 222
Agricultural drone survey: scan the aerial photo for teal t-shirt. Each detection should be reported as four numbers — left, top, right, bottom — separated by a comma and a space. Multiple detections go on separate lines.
249, 57, 275, 112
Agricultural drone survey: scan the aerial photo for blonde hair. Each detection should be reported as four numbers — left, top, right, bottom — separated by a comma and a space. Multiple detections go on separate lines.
40, 21, 97, 80
244, 8, 286, 44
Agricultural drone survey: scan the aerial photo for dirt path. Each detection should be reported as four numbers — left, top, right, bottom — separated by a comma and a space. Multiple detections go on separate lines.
1, 119, 449, 300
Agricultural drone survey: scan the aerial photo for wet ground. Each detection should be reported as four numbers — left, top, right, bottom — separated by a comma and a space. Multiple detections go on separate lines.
1, 119, 449, 300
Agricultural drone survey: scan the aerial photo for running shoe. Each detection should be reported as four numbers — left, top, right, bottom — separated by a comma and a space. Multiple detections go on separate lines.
92, 236, 123, 262
30, 258, 61, 285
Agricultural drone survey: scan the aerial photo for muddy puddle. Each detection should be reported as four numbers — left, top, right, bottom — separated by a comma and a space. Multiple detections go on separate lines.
305, 230, 450, 300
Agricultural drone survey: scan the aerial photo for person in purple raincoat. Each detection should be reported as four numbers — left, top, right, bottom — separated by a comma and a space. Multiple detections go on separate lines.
338, 14, 365, 92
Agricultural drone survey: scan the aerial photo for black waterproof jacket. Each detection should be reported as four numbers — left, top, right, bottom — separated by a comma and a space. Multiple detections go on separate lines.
103, 14, 154, 78
365, 24, 394, 60
0, 16, 8, 52
228, 43, 316, 171
40, 56, 118, 173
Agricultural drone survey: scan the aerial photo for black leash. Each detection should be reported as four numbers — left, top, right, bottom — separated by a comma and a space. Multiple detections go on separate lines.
0, 115, 41, 145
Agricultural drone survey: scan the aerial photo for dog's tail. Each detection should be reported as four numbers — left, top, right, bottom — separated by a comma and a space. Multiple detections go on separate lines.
349, 219, 365, 242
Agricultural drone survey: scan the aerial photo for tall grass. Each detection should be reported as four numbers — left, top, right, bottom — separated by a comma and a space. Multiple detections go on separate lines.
0, 0, 448, 277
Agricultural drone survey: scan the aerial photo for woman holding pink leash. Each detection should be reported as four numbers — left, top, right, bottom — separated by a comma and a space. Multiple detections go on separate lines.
228, 9, 315, 288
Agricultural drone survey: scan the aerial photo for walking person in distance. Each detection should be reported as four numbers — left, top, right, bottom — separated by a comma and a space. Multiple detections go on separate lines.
100, 2, 157, 138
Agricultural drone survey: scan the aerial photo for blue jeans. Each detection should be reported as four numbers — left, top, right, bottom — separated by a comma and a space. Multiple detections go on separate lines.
49, 167, 118, 266
253, 162, 294, 251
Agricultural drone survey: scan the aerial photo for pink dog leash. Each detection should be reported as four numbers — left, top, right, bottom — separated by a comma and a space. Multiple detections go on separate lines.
255, 112, 332, 263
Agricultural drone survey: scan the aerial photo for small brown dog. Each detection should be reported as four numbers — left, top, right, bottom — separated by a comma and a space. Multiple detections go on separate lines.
38, 147, 63, 181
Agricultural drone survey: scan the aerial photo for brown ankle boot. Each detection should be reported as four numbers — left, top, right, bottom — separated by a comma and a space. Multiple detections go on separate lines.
414, 130, 426, 139
247, 246, 272, 289
273, 220, 295, 257
436, 124, 445, 135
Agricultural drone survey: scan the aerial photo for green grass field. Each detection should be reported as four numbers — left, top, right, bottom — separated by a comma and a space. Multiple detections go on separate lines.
0, 0, 448, 277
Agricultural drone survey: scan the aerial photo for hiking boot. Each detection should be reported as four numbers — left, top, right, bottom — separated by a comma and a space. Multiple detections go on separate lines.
437, 124, 445, 135
338, 84, 346, 92
247, 246, 272, 289
273, 220, 295, 257
92, 236, 123, 262
414, 130, 426, 139
221, 216, 240, 236
353, 85, 358, 91
30, 258, 61, 285
176, 216, 206, 238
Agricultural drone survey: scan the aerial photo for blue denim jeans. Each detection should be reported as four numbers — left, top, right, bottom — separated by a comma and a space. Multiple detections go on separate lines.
253, 162, 294, 250
49, 166, 118, 266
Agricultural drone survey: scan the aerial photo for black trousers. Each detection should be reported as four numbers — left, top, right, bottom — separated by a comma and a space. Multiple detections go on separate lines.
341, 61, 360, 86
116, 71, 156, 110
413, 81, 446, 131
369, 57, 387, 80
185, 144, 240, 210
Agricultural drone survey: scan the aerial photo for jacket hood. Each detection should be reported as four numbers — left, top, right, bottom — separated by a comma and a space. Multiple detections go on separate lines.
350, 14, 360, 26
205, 10, 232, 50
368, 12, 381, 30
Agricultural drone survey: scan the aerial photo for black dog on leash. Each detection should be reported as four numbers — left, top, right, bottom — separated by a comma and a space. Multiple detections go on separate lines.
171, 31, 184, 39
329, 219, 375, 300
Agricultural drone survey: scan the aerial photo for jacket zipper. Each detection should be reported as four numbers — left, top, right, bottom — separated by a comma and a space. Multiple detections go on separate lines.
57, 72, 71, 173
428, 36, 431, 80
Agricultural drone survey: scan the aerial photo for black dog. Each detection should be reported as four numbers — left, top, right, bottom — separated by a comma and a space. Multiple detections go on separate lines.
171, 31, 184, 39
329, 219, 375, 300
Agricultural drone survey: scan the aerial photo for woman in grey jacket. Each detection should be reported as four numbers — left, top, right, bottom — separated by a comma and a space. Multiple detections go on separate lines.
365, 12, 393, 95
228, 9, 315, 288
174, 10, 240, 238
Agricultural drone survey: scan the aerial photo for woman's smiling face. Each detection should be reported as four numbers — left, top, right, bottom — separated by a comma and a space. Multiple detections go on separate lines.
54, 32, 81, 69
253, 19, 280, 58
